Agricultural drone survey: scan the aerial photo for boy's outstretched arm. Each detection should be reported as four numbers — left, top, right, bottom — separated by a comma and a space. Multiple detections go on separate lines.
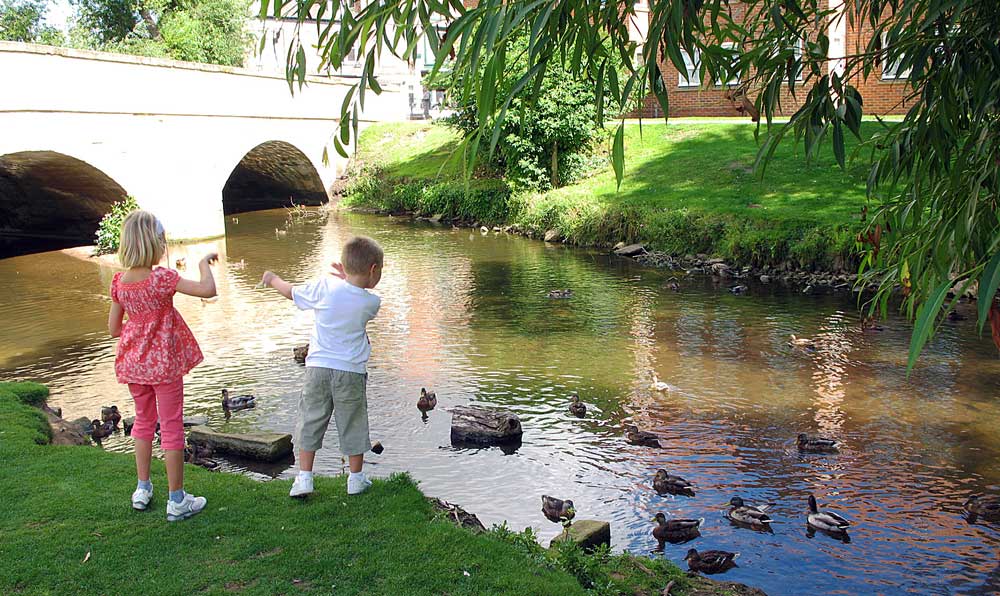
261, 270, 293, 300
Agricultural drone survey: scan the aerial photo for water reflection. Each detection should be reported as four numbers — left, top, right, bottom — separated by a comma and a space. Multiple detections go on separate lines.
3, 209, 1000, 595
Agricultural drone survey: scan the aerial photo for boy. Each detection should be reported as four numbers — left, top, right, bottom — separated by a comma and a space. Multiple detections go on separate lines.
260, 235, 383, 497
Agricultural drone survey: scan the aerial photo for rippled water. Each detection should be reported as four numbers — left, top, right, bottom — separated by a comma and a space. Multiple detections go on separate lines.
3, 209, 1000, 595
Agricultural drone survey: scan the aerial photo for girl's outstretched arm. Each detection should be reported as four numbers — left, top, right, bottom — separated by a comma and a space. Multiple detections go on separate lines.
176, 253, 218, 298
108, 301, 124, 337
261, 271, 293, 300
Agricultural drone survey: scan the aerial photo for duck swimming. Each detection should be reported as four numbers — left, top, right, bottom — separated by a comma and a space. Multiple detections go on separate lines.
625, 424, 661, 448
175, 257, 186, 270
221, 389, 256, 420
650, 375, 670, 392
806, 494, 850, 534
547, 289, 573, 299
964, 494, 1000, 524
653, 470, 694, 497
417, 388, 438, 412
101, 405, 122, 429
788, 335, 816, 350
541, 495, 575, 527
651, 513, 702, 548
568, 393, 586, 417
725, 497, 773, 530
797, 433, 842, 453
684, 549, 739, 574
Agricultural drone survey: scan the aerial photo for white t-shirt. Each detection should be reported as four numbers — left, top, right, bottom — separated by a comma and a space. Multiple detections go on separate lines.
292, 277, 381, 374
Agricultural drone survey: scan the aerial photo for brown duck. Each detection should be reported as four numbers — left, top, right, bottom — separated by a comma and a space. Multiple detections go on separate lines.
568, 394, 586, 417
101, 405, 122, 429
89, 419, 114, 441
964, 494, 1000, 524
653, 470, 694, 497
684, 549, 739, 574
221, 389, 256, 420
541, 495, 576, 527
797, 433, 842, 454
625, 424, 661, 448
417, 388, 438, 412
651, 512, 702, 548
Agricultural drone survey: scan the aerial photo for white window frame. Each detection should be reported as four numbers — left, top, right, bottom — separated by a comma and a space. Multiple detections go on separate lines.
881, 33, 911, 80
793, 38, 805, 81
678, 48, 700, 88
714, 42, 740, 86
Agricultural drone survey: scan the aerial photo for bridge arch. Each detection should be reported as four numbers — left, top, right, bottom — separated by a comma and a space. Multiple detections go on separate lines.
222, 140, 329, 215
0, 150, 128, 257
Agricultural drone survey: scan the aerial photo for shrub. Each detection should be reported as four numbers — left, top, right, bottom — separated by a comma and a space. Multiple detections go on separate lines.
94, 195, 139, 255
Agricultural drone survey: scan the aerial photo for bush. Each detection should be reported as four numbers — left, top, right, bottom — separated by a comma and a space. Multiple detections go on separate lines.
94, 195, 139, 255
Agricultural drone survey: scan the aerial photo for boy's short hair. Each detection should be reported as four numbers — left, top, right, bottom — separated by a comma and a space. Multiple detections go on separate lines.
118, 210, 166, 269
342, 236, 384, 274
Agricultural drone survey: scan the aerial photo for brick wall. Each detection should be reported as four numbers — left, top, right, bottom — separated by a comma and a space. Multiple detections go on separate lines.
842, 16, 913, 115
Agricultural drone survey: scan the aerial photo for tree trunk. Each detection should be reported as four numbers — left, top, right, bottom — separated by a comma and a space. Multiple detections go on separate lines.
550, 141, 559, 187
139, 7, 162, 41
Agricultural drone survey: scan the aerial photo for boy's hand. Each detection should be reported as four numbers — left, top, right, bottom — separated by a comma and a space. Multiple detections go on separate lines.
202, 253, 219, 265
261, 270, 276, 287
329, 262, 347, 280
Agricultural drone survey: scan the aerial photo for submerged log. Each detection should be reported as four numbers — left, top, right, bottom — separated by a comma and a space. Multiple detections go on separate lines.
450, 405, 523, 446
187, 425, 293, 462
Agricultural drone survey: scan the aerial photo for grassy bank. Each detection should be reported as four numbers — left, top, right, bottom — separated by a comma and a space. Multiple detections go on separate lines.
347, 120, 877, 271
0, 382, 700, 595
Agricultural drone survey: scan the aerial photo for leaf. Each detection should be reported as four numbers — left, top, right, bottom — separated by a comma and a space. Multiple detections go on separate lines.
906, 280, 952, 373
611, 122, 625, 189
82, 551, 91, 563
978, 250, 1000, 332
832, 120, 845, 169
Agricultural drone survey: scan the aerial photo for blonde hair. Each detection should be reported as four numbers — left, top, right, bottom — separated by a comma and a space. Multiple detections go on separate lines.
342, 235, 384, 275
118, 210, 166, 268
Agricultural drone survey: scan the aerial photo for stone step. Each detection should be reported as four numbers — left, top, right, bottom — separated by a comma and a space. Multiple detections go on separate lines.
549, 519, 611, 552
187, 425, 293, 462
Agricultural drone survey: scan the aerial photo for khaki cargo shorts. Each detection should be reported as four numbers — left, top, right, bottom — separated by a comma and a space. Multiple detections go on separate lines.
294, 367, 370, 455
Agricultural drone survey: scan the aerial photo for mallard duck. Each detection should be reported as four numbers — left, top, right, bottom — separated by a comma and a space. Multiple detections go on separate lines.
89, 419, 114, 441
650, 376, 670, 392
788, 335, 816, 350
964, 494, 1000, 523
175, 257, 186, 270
651, 513, 702, 548
684, 549, 739, 574
417, 388, 438, 412
547, 289, 573, 299
797, 433, 842, 453
568, 393, 586, 417
293, 344, 309, 364
184, 443, 219, 470
541, 495, 576, 527
625, 424, 661, 448
807, 494, 850, 533
947, 310, 967, 322
725, 497, 773, 529
221, 389, 256, 420
860, 316, 883, 332
653, 470, 695, 497
101, 405, 121, 429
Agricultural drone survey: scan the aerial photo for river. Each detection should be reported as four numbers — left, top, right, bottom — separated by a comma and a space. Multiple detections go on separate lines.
2, 208, 999, 595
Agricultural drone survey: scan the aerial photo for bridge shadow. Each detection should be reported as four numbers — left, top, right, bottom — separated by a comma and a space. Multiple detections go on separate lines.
223, 141, 327, 215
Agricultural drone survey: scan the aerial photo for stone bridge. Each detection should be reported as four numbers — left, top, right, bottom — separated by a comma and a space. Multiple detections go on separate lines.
0, 42, 407, 256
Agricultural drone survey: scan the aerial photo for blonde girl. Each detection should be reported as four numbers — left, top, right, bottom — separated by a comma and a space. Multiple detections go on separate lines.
108, 210, 217, 521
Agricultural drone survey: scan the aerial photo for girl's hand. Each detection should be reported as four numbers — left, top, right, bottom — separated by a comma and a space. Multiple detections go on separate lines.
329, 262, 347, 280
261, 270, 276, 287
202, 253, 219, 265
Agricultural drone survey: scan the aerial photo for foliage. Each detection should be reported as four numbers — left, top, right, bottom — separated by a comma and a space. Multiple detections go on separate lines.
268, 0, 1000, 367
70, 0, 250, 66
0, 0, 64, 44
94, 195, 139, 256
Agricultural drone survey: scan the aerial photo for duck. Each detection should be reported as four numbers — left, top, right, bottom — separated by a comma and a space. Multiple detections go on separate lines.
650, 375, 670, 392
653, 470, 695, 497
860, 316, 884, 332
788, 335, 816, 350
184, 442, 218, 470
89, 419, 114, 441
221, 388, 257, 420
797, 433, 842, 453
806, 494, 850, 533
725, 496, 774, 529
230, 259, 246, 270
947, 310, 967, 322
684, 549, 739, 575
541, 495, 576, 527
101, 405, 122, 429
547, 289, 573, 299
230, 217, 239, 224
729, 285, 749, 295
293, 344, 309, 364
568, 393, 586, 417
275, 228, 288, 238
417, 388, 438, 412
963, 494, 1000, 523
664, 278, 681, 292
625, 424, 662, 448
651, 513, 702, 548
175, 257, 186, 270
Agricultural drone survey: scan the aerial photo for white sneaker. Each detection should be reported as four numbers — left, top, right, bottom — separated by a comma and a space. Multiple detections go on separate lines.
347, 473, 372, 495
289, 475, 314, 498
132, 487, 153, 510
166, 492, 207, 522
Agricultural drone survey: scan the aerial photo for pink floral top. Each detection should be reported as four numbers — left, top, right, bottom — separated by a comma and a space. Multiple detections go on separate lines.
111, 267, 203, 385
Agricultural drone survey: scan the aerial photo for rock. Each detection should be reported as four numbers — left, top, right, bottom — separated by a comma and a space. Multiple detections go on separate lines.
759, 275, 771, 283
429, 213, 443, 223
293, 344, 309, 364
430, 498, 487, 533
41, 406, 89, 446
71, 416, 92, 433
613, 241, 626, 251
187, 426, 293, 462
802, 285, 814, 294
544, 229, 561, 242
614, 243, 646, 257
549, 520, 611, 552
706, 257, 726, 265
183, 415, 208, 427
450, 405, 523, 446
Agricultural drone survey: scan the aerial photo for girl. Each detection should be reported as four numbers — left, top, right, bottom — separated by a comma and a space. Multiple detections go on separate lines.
108, 210, 217, 521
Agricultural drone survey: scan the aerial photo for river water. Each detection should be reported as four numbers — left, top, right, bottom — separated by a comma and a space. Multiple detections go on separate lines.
2, 208, 999, 595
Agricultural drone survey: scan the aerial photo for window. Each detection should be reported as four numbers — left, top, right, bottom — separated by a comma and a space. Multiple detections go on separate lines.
714, 42, 740, 86
881, 33, 910, 80
678, 48, 700, 87
793, 38, 804, 81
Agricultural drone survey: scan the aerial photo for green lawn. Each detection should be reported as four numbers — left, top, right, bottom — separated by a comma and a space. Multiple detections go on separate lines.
352, 120, 881, 269
0, 383, 691, 596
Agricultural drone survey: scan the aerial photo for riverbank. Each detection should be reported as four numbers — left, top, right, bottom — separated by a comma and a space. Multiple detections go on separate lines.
1, 381, 766, 596
344, 120, 877, 274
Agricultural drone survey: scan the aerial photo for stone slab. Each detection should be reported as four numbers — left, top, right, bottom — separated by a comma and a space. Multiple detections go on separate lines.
549, 519, 611, 552
187, 425, 293, 462
614, 243, 646, 257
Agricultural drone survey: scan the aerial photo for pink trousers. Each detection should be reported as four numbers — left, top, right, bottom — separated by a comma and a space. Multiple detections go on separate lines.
127, 378, 185, 451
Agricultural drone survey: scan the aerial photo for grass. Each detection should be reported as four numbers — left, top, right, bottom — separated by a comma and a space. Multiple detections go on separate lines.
349, 119, 881, 270
0, 383, 693, 596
